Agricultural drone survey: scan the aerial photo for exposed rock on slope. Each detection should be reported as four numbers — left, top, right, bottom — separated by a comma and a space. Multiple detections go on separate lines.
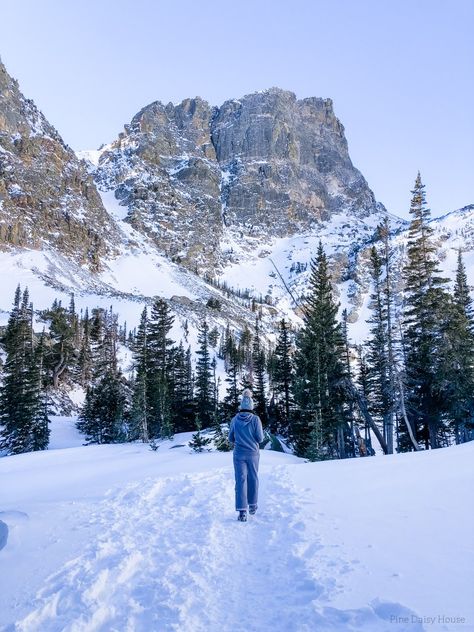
0, 59, 120, 270
95, 97, 222, 271
94, 88, 385, 273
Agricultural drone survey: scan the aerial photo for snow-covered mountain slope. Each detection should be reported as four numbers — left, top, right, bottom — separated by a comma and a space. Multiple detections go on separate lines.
209, 203, 474, 343
1, 423, 472, 631
1, 200, 473, 350
0, 185, 276, 347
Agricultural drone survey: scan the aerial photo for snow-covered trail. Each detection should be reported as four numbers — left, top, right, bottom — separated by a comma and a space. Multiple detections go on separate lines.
11, 465, 423, 632
2, 429, 473, 632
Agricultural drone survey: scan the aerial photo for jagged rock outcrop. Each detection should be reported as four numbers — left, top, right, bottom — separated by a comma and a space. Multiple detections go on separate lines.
94, 88, 384, 273
95, 97, 222, 270
0, 59, 120, 269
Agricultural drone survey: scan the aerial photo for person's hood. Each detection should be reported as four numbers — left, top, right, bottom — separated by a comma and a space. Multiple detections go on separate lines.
237, 412, 254, 424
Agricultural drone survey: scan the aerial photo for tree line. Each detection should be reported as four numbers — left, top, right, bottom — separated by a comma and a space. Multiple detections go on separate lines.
1, 174, 473, 458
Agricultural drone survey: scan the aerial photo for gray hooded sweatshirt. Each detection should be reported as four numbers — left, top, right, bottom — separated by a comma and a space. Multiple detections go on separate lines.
228, 412, 264, 455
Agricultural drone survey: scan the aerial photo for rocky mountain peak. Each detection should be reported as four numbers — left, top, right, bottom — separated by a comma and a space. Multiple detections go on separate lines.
94, 87, 383, 273
0, 59, 120, 269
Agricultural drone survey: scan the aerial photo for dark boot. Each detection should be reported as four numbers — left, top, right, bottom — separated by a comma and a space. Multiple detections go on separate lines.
249, 505, 257, 515
237, 510, 247, 522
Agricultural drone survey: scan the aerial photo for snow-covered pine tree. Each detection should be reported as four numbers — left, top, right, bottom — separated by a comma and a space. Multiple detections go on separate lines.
402, 173, 451, 450
292, 243, 350, 459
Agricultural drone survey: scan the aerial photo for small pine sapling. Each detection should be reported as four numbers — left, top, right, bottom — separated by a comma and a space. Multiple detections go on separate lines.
189, 415, 212, 452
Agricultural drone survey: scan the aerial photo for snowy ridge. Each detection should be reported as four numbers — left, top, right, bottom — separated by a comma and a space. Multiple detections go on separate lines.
1, 201, 473, 347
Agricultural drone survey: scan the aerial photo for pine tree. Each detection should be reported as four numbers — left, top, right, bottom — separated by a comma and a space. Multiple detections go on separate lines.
130, 307, 150, 442
439, 250, 474, 443
252, 317, 268, 425
356, 346, 374, 456
39, 298, 77, 389
223, 333, 240, 416
27, 330, 50, 450
292, 243, 350, 459
148, 299, 175, 376
76, 308, 128, 443
365, 246, 392, 450
195, 319, 214, 426
239, 324, 253, 375
147, 299, 175, 438
189, 415, 212, 452
378, 217, 396, 453
402, 173, 450, 449
273, 319, 294, 430
0, 287, 50, 454
211, 412, 231, 451
341, 310, 356, 458
78, 308, 92, 388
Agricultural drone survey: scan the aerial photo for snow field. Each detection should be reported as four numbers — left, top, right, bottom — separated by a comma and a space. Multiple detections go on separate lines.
0, 424, 473, 632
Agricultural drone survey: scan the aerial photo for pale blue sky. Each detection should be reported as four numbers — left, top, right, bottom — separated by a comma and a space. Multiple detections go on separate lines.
1, 0, 473, 218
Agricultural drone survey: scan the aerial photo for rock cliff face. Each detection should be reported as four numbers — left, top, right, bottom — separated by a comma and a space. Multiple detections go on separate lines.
0, 60, 119, 269
95, 97, 222, 270
95, 88, 383, 273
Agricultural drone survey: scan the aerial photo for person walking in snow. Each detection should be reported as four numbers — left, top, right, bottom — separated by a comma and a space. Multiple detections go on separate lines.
228, 389, 264, 522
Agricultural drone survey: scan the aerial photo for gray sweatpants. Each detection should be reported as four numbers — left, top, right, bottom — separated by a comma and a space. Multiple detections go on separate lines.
233, 451, 260, 511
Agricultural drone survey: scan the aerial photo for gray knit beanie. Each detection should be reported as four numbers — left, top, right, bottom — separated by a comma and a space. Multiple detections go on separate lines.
240, 388, 254, 411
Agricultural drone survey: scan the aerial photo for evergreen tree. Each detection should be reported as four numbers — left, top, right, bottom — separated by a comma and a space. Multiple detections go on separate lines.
195, 319, 214, 426
39, 298, 77, 389
0, 287, 50, 454
378, 217, 396, 453
402, 173, 450, 449
356, 346, 374, 456
439, 250, 474, 442
365, 246, 393, 450
130, 307, 150, 441
239, 324, 253, 374
170, 343, 195, 432
148, 299, 175, 376
78, 308, 92, 388
292, 243, 350, 459
211, 412, 231, 451
189, 415, 212, 452
272, 319, 294, 431
252, 317, 268, 425
147, 299, 175, 438
76, 308, 128, 443
27, 330, 50, 450
223, 333, 240, 416
341, 310, 356, 458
